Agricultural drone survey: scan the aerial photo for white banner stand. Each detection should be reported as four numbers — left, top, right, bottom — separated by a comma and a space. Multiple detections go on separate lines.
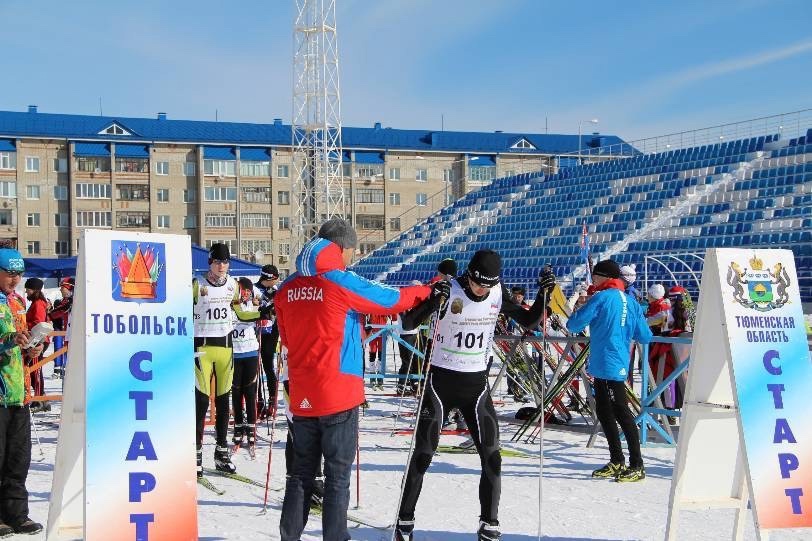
46, 229, 197, 541
665, 248, 811, 540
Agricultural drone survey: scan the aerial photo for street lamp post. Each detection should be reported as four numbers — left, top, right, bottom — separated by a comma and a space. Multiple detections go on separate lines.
578, 118, 599, 163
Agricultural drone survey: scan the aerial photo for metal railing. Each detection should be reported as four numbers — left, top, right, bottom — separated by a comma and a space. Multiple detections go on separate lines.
560, 108, 812, 160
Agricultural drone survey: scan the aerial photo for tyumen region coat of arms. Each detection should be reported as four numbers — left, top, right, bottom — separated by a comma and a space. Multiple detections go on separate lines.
725, 254, 791, 312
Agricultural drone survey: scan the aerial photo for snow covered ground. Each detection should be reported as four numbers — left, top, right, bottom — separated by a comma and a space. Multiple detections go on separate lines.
26, 362, 808, 541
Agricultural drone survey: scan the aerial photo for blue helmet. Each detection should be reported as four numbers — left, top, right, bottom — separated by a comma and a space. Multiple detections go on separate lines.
0, 248, 25, 273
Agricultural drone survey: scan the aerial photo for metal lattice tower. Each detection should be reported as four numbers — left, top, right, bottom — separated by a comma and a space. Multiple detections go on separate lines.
291, 0, 345, 254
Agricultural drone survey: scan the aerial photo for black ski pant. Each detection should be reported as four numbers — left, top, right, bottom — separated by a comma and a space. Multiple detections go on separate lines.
593, 377, 643, 468
232, 354, 259, 428
260, 326, 279, 410
0, 406, 31, 526
399, 366, 501, 524
397, 333, 420, 389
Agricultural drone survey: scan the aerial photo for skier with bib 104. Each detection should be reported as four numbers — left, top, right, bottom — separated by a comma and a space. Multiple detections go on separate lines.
394, 249, 556, 541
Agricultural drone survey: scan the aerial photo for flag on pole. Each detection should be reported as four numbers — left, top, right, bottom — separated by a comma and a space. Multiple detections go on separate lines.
580, 222, 592, 285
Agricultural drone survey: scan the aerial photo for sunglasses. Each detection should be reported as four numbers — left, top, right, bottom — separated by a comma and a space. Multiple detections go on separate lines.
469, 278, 495, 289
0, 268, 22, 277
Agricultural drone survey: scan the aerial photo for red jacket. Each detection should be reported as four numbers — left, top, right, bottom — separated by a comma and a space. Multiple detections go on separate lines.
276, 239, 431, 417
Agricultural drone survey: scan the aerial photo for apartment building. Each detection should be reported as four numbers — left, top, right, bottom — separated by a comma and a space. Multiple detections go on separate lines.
0, 107, 625, 275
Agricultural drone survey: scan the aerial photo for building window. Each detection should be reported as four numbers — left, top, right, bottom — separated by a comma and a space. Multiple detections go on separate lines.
388, 167, 400, 181
0, 152, 16, 170
277, 190, 290, 205
242, 186, 271, 203
356, 164, 383, 178
357, 215, 385, 230
184, 162, 197, 176
118, 184, 149, 201
117, 212, 150, 228
26, 213, 40, 227
276, 164, 290, 178
511, 138, 535, 149
0, 182, 16, 198
156, 161, 170, 175
76, 157, 110, 172
53, 185, 68, 200
116, 157, 148, 173
415, 169, 428, 182
469, 166, 497, 182
25, 157, 40, 172
279, 242, 291, 256
278, 217, 290, 230
76, 211, 112, 228
443, 169, 454, 182
356, 189, 384, 204
183, 215, 198, 229
0, 211, 11, 225
157, 188, 169, 202
52, 158, 67, 173
389, 217, 401, 231
416, 192, 427, 206
389, 192, 400, 205
241, 239, 273, 256
157, 215, 170, 229
203, 159, 236, 176
54, 241, 69, 256
26, 185, 40, 200
504, 170, 515, 177
75, 183, 112, 199
26, 241, 40, 255
204, 186, 237, 201
205, 213, 236, 228
241, 213, 272, 228
240, 161, 270, 177
360, 242, 377, 255
320, 188, 352, 204
183, 188, 196, 203
205, 239, 236, 253
54, 213, 69, 227
101, 124, 129, 136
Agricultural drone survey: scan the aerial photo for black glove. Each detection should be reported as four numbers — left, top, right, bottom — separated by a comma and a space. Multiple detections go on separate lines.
431, 280, 451, 305
364, 325, 372, 334
259, 304, 274, 320
537, 266, 556, 293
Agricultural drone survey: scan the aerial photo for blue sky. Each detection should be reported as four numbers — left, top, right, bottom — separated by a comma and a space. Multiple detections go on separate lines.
2, 0, 811, 140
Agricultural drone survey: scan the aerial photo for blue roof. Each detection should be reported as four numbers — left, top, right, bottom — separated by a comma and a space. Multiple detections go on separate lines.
115, 143, 149, 158
240, 147, 271, 161
0, 110, 628, 155
203, 146, 236, 160
74, 142, 110, 157
0, 139, 14, 151
354, 151, 384, 164
470, 155, 496, 166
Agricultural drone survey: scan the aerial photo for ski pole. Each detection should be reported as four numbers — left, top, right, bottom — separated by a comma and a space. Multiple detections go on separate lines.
537, 288, 549, 541
355, 430, 361, 509
390, 297, 446, 541
260, 353, 285, 514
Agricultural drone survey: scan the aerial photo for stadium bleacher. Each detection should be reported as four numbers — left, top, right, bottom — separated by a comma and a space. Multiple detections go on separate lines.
351, 130, 812, 304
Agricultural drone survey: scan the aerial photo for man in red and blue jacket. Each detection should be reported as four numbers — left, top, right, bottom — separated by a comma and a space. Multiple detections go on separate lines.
276, 218, 438, 541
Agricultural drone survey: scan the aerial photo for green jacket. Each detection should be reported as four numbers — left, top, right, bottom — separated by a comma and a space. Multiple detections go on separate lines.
0, 292, 24, 406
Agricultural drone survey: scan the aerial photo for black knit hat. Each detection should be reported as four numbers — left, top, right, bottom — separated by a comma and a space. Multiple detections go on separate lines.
437, 258, 457, 277
208, 243, 230, 263
593, 259, 621, 279
24, 277, 44, 290
260, 264, 279, 281
466, 250, 501, 287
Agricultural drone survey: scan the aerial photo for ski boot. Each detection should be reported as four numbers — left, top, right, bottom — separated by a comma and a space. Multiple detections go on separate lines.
232, 424, 245, 447
196, 446, 203, 478
616, 465, 646, 483
394, 518, 414, 541
592, 461, 624, 479
214, 445, 237, 474
477, 520, 501, 540
245, 424, 257, 458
